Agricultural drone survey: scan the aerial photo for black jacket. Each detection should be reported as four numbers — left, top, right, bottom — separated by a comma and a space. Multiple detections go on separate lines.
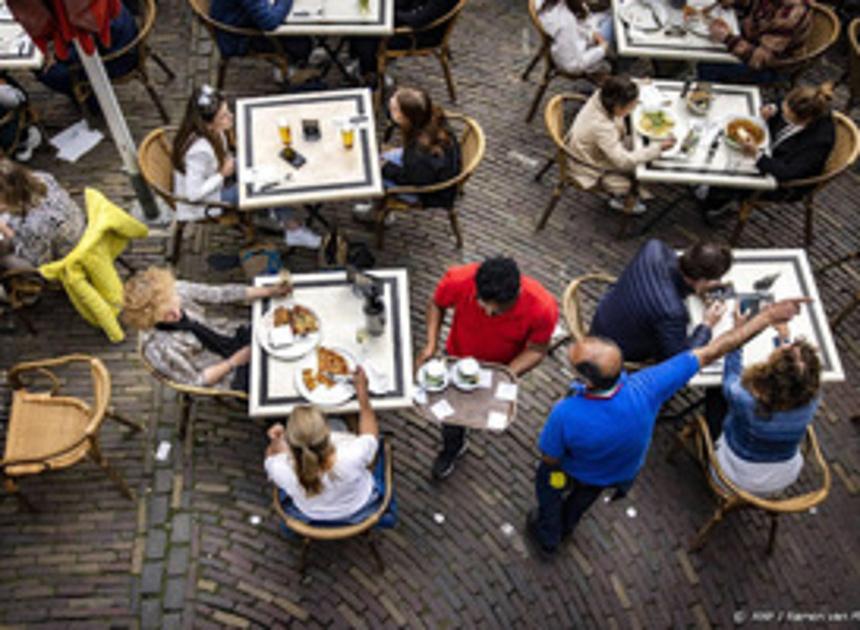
382, 136, 461, 208
757, 110, 835, 183
590, 240, 712, 363
395, 0, 459, 47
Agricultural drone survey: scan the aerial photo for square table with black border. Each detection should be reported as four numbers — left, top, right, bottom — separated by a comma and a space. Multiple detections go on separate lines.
0, 5, 43, 70
686, 249, 844, 387
275, 0, 394, 36
235, 88, 384, 211
249, 269, 414, 417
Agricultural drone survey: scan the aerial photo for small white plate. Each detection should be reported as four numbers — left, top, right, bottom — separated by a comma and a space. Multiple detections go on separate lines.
294, 347, 357, 407
257, 302, 321, 361
450, 364, 480, 392
620, 0, 667, 32
417, 362, 450, 393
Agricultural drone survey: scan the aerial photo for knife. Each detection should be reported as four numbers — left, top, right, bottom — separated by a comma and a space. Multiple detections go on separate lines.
705, 129, 724, 163
644, 1, 663, 29
680, 80, 691, 98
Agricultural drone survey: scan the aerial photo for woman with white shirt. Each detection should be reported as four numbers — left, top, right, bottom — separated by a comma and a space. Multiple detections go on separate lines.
171, 85, 320, 248
537, 0, 614, 75
265, 369, 381, 522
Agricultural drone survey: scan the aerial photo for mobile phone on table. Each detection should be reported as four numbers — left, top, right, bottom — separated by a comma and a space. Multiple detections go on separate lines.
739, 295, 761, 317
280, 147, 306, 169
302, 119, 320, 141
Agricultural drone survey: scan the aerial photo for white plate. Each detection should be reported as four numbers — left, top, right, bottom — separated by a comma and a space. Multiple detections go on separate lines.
683, 5, 735, 37
620, 0, 667, 32
723, 116, 767, 152
257, 302, 321, 361
294, 347, 357, 407
450, 364, 480, 392
417, 362, 450, 393
635, 108, 680, 140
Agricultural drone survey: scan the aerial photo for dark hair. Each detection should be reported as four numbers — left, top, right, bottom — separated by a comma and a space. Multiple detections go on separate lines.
0, 159, 47, 216
538, 0, 588, 20
475, 257, 520, 304
172, 85, 229, 174
679, 241, 732, 281
742, 340, 821, 415
393, 87, 453, 157
574, 360, 621, 391
599, 76, 639, 115
785, 82, 834, 123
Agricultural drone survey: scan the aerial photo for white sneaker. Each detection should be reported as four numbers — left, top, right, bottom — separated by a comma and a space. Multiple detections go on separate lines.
608, 197, 647, 215
694, 184, 710, 201
353, 203, 372, 218
285, 226, 322, 249
272, 67, 285, 83
309, 46, 329, 67
13, 125, 42, 163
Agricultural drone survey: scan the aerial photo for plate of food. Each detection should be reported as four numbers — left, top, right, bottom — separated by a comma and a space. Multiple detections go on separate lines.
417, 358, 450, 393
295, 346, 357, 407
257, 302, 321, 361
450, 357, 481, 392
635, 108, 677, 139
682, 3, 734, 37
686, 85, 714, 116
724, 117, 767, 151
619, 0, 667, 32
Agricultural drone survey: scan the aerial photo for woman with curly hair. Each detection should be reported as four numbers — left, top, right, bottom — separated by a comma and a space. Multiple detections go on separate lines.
714, 315, 822, 495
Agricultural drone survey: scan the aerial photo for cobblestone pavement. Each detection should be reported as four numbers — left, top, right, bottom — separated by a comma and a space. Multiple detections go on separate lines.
1, 0, 859, 627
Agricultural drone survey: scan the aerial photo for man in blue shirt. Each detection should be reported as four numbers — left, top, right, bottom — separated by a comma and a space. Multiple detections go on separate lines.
591, 239, 732, 363
527, 296, 810, 558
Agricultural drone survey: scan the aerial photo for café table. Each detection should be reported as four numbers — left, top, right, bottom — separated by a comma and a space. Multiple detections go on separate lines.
0, 3, 43, 70
686, 248, 845, 387
249, 269, 414, 417
235, 87, 383, 220
612, 0, 740, 63
275, 0, 394, 35
414, 359, 518, 432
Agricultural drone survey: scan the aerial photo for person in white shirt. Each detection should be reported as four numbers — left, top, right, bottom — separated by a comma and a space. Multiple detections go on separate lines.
265, 369, 381, 521
171, 85, 320, 248
536, 0, 614, 76
0, 74, 41, 162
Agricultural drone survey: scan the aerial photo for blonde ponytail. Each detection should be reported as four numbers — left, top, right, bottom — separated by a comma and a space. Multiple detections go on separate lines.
286, 406, 334, 496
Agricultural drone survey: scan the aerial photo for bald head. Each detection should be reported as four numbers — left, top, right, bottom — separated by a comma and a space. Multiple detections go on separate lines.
569, 337, 623, 390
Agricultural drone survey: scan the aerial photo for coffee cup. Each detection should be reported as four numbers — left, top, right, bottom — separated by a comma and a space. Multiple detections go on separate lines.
456, 357, 480, 386
424, 359, 447, 388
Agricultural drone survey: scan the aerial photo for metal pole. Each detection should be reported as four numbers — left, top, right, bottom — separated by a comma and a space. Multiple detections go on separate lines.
74, 41, 160, 220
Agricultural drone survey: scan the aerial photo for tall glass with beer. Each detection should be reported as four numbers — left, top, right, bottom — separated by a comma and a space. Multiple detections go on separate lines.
277, 117, 292, 148
340, 123, 355, 150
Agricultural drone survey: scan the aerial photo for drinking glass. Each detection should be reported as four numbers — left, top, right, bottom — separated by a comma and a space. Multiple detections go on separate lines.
341, 123, 355, 150
278, 117, 292, 148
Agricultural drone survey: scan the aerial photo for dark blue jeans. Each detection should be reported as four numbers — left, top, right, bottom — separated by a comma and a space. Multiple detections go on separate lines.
534, 461, 606, 551
697, 62, 782, 85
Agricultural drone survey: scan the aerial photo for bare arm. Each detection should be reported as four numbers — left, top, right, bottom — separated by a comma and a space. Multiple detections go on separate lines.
693, 298, 810, 368
354, 368, 379, 437
266, 423, 289, 458
201, 346, 249, 386
508, 342, 549, 377
416, 299, 445, 368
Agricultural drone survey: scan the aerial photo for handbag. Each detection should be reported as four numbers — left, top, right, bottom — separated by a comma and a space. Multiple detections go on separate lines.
240, 243, 283, 279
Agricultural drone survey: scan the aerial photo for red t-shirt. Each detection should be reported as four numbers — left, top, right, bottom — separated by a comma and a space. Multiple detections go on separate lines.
433, 263, 559, 365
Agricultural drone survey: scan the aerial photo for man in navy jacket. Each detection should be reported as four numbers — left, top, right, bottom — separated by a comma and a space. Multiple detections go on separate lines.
590, 240, 732, 363
211, 0, 311, 66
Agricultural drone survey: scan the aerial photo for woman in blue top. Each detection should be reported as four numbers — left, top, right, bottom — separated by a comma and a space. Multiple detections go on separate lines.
715, 320, 821, 495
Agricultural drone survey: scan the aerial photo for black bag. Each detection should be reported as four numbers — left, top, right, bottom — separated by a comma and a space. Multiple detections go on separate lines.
318, 224, 375, 270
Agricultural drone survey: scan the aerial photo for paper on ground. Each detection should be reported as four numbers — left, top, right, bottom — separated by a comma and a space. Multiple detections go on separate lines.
50, 120, 104, 163
430, 399, 455, 420
495, 382, 518, 402
487, 411, 508, 431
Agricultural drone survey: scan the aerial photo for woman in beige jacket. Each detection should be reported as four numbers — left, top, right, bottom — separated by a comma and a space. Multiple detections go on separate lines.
567, 76, 675, 214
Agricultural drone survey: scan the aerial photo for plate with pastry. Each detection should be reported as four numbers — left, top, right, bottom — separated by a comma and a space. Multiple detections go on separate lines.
257, 302, 321, 360
295, 346, 357, 407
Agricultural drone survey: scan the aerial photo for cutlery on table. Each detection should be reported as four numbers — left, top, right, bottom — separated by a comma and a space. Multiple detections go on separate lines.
705, 129, 724, 163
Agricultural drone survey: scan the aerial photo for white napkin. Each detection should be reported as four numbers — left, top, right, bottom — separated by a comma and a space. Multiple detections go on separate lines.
430, 399, 455, 420
495, 382, 518, 402
639, 83, 666, 113
478, 369, 493, 389
413, 388, 428, 405
487, 411, 508, 431
268, 326, 294, 348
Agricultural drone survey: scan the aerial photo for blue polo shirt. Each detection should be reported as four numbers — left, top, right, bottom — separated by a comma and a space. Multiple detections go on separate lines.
539, 351, 700, 486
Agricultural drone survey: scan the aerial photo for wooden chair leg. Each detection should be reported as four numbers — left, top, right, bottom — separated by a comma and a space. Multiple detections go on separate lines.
536, 183, 564, 231
437, 47, 457, 103
13, 308, 37, 336
89, 438, 134, 500
666, 420, 698, 465
521, 44, 545, 81
107, 408, 145, 433
766, 513, 779, 555
298, 538, 311, 575
170, 221, 186, 266
368, 532, 384, 573
4, 478, 37, 512
216, 58, 228, 91
447, 208, 464, 249
817, 250, 860, 273
178, 394, 193, 440
803, 196, 815, 247
525, 67, 552, 123
141, 74, 170, 124
689, 503, 726, 552
534, 155, 556, 182
617, 195, 636, 238
149, 51, 177, 81
830, 292, 860, 330
375, 209, 391, 249
730, 199, 755, 246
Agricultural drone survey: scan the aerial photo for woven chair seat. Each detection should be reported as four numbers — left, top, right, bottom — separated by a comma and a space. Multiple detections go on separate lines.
4, 391, 92, 476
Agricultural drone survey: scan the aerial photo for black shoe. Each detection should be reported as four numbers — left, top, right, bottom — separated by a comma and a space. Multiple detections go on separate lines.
525, 509, 557, 561
431, 438, 469, 480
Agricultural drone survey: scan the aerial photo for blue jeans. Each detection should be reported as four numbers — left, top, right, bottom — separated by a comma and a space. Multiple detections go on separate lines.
222, 184, 296, 223
534, 461, 606, 551
697, 62, 782, 85
382, 148, 420, 204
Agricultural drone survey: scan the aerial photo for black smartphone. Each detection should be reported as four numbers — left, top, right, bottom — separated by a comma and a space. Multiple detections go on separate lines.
302, 119, 320, 141
739, 295, 761, 317
280, 147, 306, 169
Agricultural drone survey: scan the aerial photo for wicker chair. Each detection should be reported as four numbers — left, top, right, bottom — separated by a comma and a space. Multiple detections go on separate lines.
521, 0, 602, 123
68, 0, 175, 123
137, 335, 247, 440
672, 416, 830, 554
375, 111, 485, 249
1, 355, 144, 511
187, 0, 291, 90
730, 112, 860, 246
272, 440, 395, 575
137, 126, 245, 264
535, 93, 641, 237
847, 19, 860, 108
769, 3, 840, 86
376, 0, 469, 105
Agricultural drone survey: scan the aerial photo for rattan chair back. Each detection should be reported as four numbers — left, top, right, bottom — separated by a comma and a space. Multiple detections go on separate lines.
771, 3, 839, 72
781, 112, 860, 191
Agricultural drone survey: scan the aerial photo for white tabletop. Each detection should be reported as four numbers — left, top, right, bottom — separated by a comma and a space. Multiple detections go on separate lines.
613, 0, 740, 63
236, 88, 383, 209
686, 249, 844, 387
249, 269, 414, 417
275, 0, 394, 35
0, 11, 43, 70
632, 80, 777, 190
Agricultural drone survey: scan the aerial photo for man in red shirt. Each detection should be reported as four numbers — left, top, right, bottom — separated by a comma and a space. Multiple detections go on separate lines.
417, 257, 559, 479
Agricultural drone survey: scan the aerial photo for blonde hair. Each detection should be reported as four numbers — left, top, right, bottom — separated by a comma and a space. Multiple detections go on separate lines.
286, 406, 335, 496
122, 267, 177, 330
0, 159, 47, 216
785, 82, 834, 123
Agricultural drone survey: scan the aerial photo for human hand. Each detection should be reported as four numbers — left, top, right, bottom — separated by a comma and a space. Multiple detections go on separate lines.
703, 300, 728, 328
0, 220, 14, 240
415, 344, 435, 372
760, 103, 777, 120
660, 136, 677, 151
354, 366, 369, 400
267, 422, 286, 442
229, 345, 251, 367
765, 298, 812, 324
267, 281, 292, 298
593, 32, 608, 51
219, 156, 236, 178
773, 321, 790, 339
732, 304, 749, 328
709, 18, 730, 42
